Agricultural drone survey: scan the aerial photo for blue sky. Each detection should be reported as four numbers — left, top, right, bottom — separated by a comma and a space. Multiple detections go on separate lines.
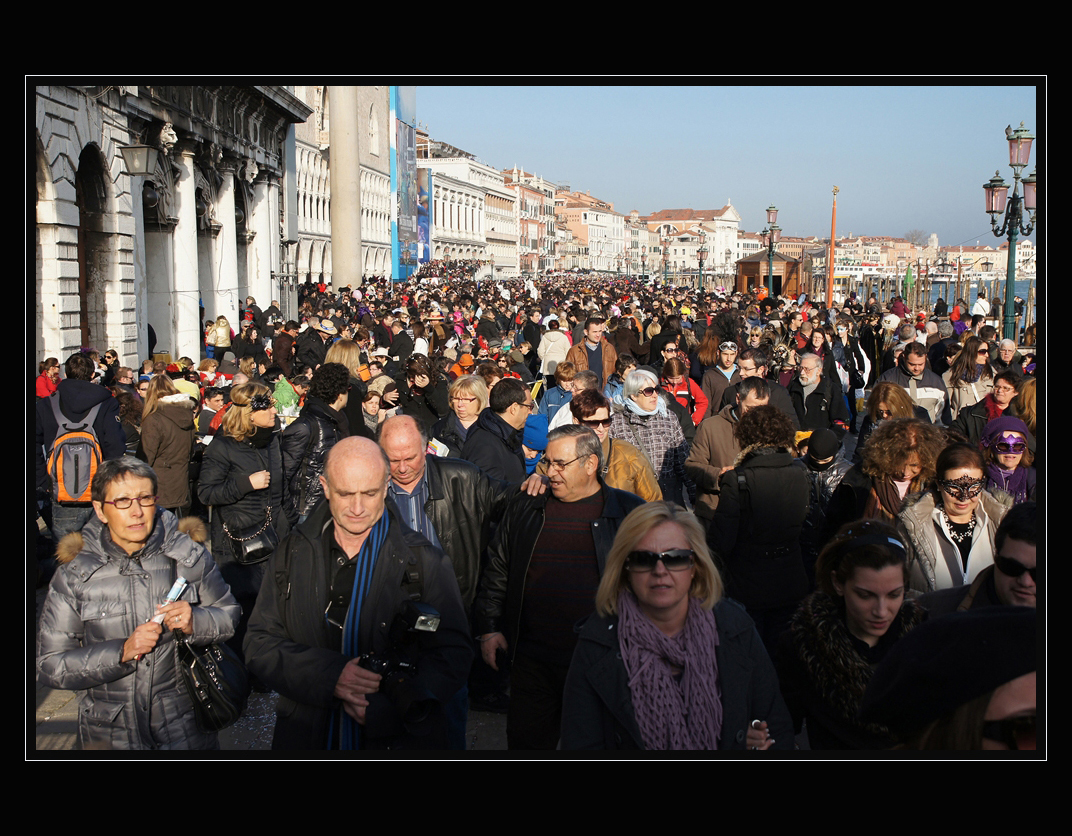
415, 83, 1041, 249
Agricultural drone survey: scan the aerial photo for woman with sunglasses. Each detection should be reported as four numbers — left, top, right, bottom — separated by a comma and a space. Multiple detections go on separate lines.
197, 382, 291, 661
561, 501, 792, 750
774, 520, 924, 750
897, 443, 1013, 594
609, 369, 693, 506
565, 389, 661, 501
943, 335, 995, 419
980, 417, 1036, 504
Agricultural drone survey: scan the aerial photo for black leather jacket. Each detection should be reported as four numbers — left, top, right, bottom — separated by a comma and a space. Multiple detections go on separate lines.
473, 484, 646, 656
420, 456, 513, 611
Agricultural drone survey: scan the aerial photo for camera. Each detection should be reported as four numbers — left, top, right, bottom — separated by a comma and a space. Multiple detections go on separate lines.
358, 600, 441, 731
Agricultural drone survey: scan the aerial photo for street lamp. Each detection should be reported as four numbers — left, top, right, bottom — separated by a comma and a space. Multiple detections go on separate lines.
661, 235, 670, 286
761, 204, 781, 296
697, 231, 708, 292
641, 245, 647, 277
983, 121, 1038, 341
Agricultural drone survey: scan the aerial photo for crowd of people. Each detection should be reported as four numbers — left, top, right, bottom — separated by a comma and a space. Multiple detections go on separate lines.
34, 273, 1040, 754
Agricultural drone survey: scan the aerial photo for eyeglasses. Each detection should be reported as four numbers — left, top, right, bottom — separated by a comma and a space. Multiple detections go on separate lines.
938, 479, 985, 501
625, 549, 695, 572
451, 396, 478, 405
102, 495, 157, 509
636, 387, 658, 397
992, 440, 1027, 454
995, 555, 1036, 581
993, 385, 1017, 395
580, 416, 613, 428
521, 401, 537, 412
877, 408, 894, 419
541, 454, 586, 472
981, 715, 1035, 751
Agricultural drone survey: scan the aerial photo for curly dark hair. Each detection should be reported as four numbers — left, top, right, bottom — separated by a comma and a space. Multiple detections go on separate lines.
733, 403, 796, 450
861, 418, 947, 492
308, 362, 352, 403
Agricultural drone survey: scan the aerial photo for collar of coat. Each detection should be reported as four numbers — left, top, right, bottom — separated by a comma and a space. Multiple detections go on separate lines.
731, 443, 794, 470
56, 512, 208, 566
789, 591, 923, 737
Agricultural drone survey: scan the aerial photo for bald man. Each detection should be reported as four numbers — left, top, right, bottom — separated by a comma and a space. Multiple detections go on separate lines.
244, 436, 471, 751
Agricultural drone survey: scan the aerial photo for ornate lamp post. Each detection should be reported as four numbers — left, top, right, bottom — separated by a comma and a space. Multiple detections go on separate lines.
661, 235, 670, 286
761, 204, 781, 295
641, 245, 647, 277
983, 122, 1038, 341
697, 231, 708, 292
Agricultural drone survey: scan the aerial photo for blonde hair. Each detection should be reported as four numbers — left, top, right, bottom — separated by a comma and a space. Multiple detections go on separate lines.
325, 339, 364, 379
222, 382, 272, 442
448, 374, 490, 411
238, 356, 256, 377
141, 374, 181, 420
594, 502, 723, 617
1013, 378, 1037, 437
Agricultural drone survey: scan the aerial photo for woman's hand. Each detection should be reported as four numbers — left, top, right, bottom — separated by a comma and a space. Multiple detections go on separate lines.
121, 620, 163, 663
747, 719, 774, 751
249, 470, 271, 490
158, 601, 194, 635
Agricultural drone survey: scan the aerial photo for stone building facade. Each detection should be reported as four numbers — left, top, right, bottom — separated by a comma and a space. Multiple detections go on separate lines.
34, 84, 311, 367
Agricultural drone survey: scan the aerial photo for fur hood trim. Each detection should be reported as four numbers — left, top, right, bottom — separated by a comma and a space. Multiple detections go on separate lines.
54, 515, 207, 565
789, 591, 924, 738
731, 443, 792, 469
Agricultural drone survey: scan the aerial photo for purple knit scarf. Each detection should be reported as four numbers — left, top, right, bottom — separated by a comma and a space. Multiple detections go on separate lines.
617, 590, 722, 750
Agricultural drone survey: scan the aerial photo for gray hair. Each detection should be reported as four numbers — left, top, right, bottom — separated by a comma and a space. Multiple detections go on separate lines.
548, 424, 603, 472
999, 338, 1017, 350
91, 456, 158, 504
622, 368, 658, 399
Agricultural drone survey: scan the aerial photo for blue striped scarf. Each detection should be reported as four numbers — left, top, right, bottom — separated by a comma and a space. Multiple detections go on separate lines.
330, 511, 390, 750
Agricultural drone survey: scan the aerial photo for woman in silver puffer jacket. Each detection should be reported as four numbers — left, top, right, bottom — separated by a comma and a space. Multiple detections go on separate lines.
37, 458, 239, 750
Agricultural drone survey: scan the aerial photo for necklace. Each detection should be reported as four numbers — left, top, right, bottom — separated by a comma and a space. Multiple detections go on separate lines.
942, 508, 976, 543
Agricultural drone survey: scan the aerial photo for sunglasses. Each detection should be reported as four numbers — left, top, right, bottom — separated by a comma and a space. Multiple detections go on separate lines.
981, 715, 1035, 751
994, 555, 1036, 581
938, 479, 985, 501
580, 416, 613, 428
636, 387, 658, 397
625, 549, 695, 573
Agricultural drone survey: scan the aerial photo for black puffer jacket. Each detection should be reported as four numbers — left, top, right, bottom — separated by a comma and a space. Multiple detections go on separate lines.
280, 397, 350, 520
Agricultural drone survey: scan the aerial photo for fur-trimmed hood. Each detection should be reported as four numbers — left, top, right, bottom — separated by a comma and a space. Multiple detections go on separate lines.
788, 591, 923, 739
731, 442, 793, 469
55, 514, 208, 565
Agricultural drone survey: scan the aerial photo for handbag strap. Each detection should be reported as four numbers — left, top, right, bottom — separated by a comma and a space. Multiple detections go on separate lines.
222, 506, 273, 541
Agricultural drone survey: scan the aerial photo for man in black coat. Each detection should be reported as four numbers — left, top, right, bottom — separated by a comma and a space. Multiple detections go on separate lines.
461, 378, 532, 483
36, 352, 127, 541
787, 352, 850, 441
243, 437, 471, 751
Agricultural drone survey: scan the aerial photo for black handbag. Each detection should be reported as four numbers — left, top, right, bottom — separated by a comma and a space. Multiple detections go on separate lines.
174, 630, 251, 733
222, 505, 278, 565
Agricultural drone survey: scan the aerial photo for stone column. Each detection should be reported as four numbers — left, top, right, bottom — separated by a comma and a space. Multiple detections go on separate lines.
171, 141, 201, 361
210, 157, 240, 324
328, 85, 361, 290
249, 173, 274, 310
